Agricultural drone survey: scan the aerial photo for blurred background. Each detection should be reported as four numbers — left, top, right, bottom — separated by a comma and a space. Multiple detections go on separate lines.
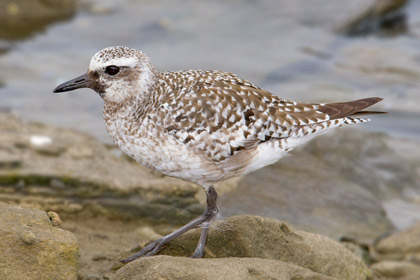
1, 0, 420, 279
2, 0, 419, 141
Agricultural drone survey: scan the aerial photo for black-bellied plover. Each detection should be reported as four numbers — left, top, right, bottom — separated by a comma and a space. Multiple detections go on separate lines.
53, 46, 383, 263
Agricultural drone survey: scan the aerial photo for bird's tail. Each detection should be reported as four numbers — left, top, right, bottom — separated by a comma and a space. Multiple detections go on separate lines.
317, 97, 385, 119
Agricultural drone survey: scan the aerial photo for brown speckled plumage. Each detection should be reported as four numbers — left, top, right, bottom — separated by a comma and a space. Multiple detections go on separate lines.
53, 46, 384, 262
79, 47, 384, 188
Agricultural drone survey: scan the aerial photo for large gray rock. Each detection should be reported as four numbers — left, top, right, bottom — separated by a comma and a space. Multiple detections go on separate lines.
113, 256, 338, 280
0, 202, 78, 280
121, 216, 371, 280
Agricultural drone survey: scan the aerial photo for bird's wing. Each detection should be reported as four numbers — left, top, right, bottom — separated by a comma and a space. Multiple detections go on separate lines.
155, 70, 381, 164
154, 70, 325, 163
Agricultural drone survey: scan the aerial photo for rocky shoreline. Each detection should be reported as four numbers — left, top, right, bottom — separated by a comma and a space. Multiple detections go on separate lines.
0, 113, 419, 279
1, 0, 420, 279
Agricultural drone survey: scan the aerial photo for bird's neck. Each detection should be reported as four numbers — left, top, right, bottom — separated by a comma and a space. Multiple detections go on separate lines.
103, 80, 160, 129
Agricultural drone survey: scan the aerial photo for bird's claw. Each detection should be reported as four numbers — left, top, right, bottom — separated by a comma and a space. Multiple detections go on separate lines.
120, 238, 165, 263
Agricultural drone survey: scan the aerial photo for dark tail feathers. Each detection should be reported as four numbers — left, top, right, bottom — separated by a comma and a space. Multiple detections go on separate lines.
317, 97, 385, 119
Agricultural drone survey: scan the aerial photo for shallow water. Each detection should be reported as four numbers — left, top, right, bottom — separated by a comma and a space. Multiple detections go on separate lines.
1, 0, 420, 142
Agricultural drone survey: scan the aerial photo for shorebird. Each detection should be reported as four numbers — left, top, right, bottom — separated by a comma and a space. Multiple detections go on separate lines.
53, 46, 383, 263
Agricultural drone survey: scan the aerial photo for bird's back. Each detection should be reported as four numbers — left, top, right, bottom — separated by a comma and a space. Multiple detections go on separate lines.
135, 70, 382, 185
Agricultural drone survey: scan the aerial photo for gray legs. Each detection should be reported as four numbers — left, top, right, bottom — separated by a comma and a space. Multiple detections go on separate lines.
192, 186, 218, 258
191, 223, 210, 258
120, 186, 218, 263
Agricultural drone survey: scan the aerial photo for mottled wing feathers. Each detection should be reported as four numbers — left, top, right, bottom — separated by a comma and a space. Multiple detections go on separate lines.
155, 70, 380, 164
157, 71, 285, 158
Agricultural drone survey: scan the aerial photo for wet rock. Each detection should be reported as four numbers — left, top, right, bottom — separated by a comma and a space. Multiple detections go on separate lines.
0, 149, 21, 168
336, 0, 408, 36
122, 216, 371, 280
370, 261, 420, 279
0, 0, 76, 40
0, 202, 78, 280
220, 129, 395, 243
113, 256, 338, 280
302, 129, 420, 201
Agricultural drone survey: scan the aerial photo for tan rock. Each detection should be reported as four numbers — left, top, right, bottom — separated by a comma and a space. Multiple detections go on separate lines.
0, 202, 78, 280
113, 256, 338, 280
376, 221, 420, 255
370, 261, 420, 279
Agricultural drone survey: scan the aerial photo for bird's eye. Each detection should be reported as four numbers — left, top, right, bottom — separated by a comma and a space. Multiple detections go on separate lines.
105, 65, 120, 76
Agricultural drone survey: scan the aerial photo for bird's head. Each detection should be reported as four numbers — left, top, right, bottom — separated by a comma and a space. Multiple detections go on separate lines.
53, 46, 156, 104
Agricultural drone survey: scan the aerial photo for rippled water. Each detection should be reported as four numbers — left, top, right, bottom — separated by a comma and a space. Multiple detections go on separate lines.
1, 0, 420, 142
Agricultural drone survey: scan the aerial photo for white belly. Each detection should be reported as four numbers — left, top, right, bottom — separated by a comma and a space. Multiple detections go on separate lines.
105, 117, 224, 186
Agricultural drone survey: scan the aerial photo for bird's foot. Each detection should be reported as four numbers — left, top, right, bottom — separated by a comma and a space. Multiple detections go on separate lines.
190, 222, 210, 258
120, 186, 218, 263
191, 248, 204, 258
120, 238, 166, 263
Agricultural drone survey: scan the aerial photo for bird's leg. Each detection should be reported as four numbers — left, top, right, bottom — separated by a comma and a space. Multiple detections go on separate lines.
192, 185, 218, 258
120, 186, 218, 263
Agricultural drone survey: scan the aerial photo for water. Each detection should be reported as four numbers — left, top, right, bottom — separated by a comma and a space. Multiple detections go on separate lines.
1, 0, 419, 142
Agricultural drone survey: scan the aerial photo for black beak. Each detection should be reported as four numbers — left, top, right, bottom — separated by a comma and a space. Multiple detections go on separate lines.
53, 73, 91, 93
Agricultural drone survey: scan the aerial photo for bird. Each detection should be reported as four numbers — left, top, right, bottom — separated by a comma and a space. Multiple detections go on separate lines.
53, 46, 383, 263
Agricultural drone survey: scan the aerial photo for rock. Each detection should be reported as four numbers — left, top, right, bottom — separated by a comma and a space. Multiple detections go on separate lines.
302, 129, 420, 201
220, 130, 395, 243
121, 216, 371, 280
48, 211, 62, 227
0, 149, 21, 168
85, 274, 102, 280
375, 221, 420, 258
113, 256, 339, 280
370, 261, 420, 279
340, 240, 373, 265
336, 0, 408, 36
382, 199, 420, 231
0, 0, 76, 40
0, 202, 78, 280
